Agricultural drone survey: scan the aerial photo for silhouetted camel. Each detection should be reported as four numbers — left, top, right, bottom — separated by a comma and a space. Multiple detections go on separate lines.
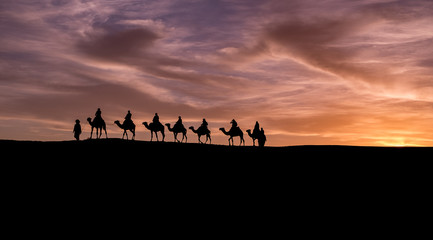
246, 121, 262, 146
219, 127, 245, 146
87, 117, 107, 139
166, 123, 187, 143
246, 130, 257, 146
143, 122, 165, 142
189, 126, 211, 144
114, 120, 135, 140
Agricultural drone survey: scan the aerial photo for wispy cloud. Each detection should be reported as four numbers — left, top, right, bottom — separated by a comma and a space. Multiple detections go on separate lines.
1, 0, 433, 145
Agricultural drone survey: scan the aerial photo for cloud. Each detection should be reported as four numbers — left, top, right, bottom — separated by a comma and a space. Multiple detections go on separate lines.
256, 1, 433, 102
77, 27, 160, 60
2, 0, 433, 146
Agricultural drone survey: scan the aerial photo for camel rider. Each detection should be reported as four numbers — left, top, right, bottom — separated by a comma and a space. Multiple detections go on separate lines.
230, 119, 238, 132
174, 116, 183, 129
94, 108, 103, 125
95, 108, 101, 119
201, 118, 208, 127
253, 121, 260, 136
199, 118, 209, 132
153, 113, 162, 127
124, 110, 133, 126
125, 110, 132, 120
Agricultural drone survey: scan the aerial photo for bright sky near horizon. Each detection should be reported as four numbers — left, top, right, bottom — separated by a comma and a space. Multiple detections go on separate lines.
1, 0, 433, 146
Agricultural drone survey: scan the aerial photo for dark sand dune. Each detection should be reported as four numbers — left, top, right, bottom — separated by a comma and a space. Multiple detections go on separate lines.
2, 138, 432, 159
3, 138, 429, 213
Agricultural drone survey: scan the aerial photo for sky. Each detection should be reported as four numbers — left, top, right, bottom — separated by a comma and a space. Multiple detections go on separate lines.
1, 0, 433, 146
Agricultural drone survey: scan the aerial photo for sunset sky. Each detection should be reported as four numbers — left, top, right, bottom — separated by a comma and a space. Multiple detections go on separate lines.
1, 0, 433, 146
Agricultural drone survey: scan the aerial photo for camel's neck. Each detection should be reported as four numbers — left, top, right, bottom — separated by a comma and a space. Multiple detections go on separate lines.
190, 127, 198, 133
143, 122, 151, 130
220, 128, 230, 135
166, 124, 173, 131
247, 131, 254, 138
115, 122, 123, 128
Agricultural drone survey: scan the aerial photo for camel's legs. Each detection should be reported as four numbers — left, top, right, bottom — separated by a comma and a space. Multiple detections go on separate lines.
90, 127, 94, 139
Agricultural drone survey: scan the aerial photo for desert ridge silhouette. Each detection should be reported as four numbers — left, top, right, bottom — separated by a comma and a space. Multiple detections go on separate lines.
142, 113, 165, 142
166, 116, 187, 143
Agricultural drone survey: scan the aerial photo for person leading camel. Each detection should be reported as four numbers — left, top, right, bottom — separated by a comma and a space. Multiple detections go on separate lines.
258, 128, 266, 147
73, 119, 81, 141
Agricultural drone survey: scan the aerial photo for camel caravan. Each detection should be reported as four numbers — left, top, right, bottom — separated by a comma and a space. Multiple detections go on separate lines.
78, 108, 266, 147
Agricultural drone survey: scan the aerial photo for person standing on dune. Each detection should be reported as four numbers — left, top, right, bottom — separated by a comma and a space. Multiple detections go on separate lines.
73, 119, 82, 141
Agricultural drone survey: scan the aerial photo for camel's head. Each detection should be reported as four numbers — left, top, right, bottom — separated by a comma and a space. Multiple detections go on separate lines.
189, 126, 194, 130
87, 117, 92, 122
165, 123, 170, 127
246, 129, 251, 133
114, 120, 120, 124
142, 122, 148, 126
219, 128, 225, 131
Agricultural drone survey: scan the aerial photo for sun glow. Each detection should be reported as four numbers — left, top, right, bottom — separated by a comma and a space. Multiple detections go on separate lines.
377, 138, 424, 147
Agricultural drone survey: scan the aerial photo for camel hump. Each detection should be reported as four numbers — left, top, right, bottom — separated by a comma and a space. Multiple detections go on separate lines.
150, 121, 164, 130
198, 125, 210, 134
173, 122, 186, 131
230, 126, 241, 133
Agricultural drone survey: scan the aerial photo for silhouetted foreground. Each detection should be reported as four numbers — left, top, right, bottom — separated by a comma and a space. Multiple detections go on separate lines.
2, 139, 433, 159
4, 138, 431, 205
